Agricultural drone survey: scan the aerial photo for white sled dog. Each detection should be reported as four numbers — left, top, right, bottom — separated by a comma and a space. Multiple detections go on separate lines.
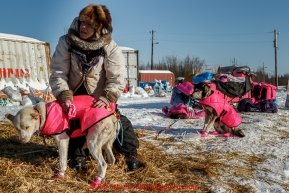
5, 101, 119, 188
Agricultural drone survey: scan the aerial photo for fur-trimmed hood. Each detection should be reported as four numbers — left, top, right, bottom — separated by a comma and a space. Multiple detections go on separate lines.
50, 5, 126, 103
66, 4, 113, 50
68, 17, 112, 51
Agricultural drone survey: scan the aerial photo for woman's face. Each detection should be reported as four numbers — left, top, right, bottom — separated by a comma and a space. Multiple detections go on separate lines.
79, 21, 95, 40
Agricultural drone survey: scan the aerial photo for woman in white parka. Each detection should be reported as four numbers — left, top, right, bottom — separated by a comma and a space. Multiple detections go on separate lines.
49, 4, 140, 171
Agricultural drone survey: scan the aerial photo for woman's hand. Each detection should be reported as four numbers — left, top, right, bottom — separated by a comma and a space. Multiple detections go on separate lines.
93, 96, 110, 108
93, 99, 107, 108
56, 90, 73, 114
60, 100, 72, 114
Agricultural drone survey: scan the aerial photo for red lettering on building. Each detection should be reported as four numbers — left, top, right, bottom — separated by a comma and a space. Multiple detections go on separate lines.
0, 68, 30, 79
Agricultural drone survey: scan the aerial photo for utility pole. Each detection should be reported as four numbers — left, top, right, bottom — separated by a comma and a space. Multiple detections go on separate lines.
150, 30, 159, 70
262, 62, 265, 82
151, 30, 154, 70
274, 29, 280, 87
188, 56, 191, 74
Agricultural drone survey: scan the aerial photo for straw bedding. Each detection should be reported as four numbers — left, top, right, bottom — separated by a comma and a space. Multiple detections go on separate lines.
0, 120, 288, 193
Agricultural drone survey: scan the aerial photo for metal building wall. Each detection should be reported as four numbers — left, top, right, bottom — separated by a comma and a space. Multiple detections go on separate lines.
0, 37, 50, 89
122, 49, 139, 87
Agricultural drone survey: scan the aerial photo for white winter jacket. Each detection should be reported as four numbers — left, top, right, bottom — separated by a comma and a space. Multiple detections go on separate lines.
49, 17, 125, 102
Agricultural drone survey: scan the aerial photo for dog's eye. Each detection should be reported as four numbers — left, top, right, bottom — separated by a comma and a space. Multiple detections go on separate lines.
25, 126, 29, 130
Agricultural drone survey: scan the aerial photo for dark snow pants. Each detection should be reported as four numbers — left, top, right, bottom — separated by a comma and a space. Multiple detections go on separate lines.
68, 109, 139, 158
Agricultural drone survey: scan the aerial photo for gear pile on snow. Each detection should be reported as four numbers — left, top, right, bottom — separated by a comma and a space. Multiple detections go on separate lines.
0, 84, 55, 107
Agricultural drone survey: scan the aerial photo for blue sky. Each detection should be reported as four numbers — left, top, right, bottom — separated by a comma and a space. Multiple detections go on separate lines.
1, 0, 288, 76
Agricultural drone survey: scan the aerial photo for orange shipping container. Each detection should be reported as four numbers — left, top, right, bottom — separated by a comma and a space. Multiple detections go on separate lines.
139, 70, 175, 87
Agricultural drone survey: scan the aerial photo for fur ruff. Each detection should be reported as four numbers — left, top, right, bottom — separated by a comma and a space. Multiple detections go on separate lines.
68, 29, 111, 51
102, 90, 119, 103
56, 90, 73, 102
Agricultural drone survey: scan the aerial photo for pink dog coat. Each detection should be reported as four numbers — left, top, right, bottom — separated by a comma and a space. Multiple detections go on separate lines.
41, 95, 116, 138
200, 92, 242, 127
162, 103, 205, 119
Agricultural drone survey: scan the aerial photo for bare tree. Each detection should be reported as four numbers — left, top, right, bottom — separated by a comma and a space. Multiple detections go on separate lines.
162, 55, 179, 76
190, 57, 205, 73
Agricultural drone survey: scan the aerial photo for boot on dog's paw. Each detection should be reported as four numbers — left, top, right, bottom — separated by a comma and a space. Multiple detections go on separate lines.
162, 106, 169, 116
51, 172, 64, 179
90, 180, 101, 189
223, 133, 230, 137
199, 130, 208, 137
209, 131, 219, 135
90, 177, 103, 189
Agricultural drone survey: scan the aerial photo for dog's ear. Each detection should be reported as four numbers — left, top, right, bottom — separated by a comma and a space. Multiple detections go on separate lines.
202, 84, 212, 98
193, 82, 204, 92
34, 102, 46, 129
201, 82, 206, 87
5, 114, 14, 122
30, 113, 39, 120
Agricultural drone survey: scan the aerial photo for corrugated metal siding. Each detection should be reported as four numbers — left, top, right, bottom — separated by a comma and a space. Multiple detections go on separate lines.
122, 49, 138, 87
0, 38, 50, 89
139, 72, 175, 87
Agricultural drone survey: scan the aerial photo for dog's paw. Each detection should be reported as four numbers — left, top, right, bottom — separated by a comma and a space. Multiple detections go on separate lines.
90, 179, 102, 189
90, 176, 103, 189
223, 133, 230, 137
209, 131, 219, 135
51, 173, 64, 179
199, 130, 208, 137
51, 170, 65, 179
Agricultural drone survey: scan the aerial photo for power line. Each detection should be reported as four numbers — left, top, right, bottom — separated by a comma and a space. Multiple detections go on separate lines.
116, 38, 271, 44
156, 31, 273, 36
154, 39, 271, 44
115, 32, 148, 36
115, 39, 149, 43
114, 30, 273, 38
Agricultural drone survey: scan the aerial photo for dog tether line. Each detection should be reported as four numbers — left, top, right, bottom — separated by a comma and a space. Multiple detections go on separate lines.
115, 120, 124, 146
141, 116, 184, 139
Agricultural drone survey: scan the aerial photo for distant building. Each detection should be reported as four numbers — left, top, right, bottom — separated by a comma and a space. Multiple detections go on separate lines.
139, 70, 175, 87
200, 65, 218, 73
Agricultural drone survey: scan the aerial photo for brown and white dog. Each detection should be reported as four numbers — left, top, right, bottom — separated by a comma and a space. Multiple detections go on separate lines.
191, 82, 245, 137
5, 99, 119, 188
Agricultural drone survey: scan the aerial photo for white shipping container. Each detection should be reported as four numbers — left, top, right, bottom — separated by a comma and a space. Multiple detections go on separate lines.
120, 47, 139, 87
0, 33, 50, 90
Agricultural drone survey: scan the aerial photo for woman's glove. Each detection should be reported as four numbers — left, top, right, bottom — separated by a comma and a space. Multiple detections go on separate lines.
93, 96, 110, 108
57, 90, 73, 114
93, 90, 118, 108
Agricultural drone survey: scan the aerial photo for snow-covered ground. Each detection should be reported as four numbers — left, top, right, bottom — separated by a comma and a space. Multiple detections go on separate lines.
117, 89, 289, 193
1, 88, 289, 192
